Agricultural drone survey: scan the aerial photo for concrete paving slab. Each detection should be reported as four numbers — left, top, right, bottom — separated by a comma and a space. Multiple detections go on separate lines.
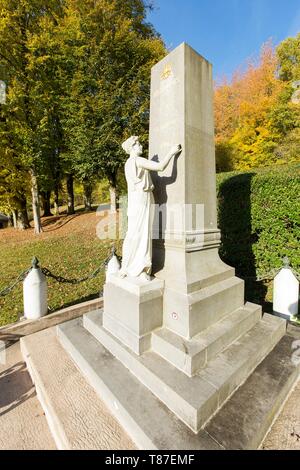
205, 331, 300, 449
22, 323, 222, 450
0, 340, 56, 450
20, 327, 136, 450
56, 318, 222, 449
14, 320, 300, 450
262, 378, 300, 450
0, 297, 103, 339
0, 310, 300, 450
261, 325, 300, 450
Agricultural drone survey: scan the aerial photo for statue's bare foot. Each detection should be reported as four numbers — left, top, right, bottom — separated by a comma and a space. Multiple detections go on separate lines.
139, 272, 151, 282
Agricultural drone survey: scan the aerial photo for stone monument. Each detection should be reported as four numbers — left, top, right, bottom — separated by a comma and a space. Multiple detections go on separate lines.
57, 43, 294, 449
149, 43, 239, 340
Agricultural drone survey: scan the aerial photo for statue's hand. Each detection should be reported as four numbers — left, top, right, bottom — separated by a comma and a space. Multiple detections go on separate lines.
171, 144, 182, 156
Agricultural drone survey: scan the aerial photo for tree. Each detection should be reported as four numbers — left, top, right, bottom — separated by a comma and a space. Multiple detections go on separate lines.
214, 42, 287, 170
274, 32, 300, 164
0, 0, 166, 224
60, 0, 166, 212
277, 32, 300, 82
0, 0, 66, 233
0, 166, 30, 229
0, 77, 30, 228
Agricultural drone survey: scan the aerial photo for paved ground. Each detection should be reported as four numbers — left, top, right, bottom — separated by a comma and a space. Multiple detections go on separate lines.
21, 327, 136, 450
262, 379, 300, 449
0, 339, 56, 449
0, 336, 300, 450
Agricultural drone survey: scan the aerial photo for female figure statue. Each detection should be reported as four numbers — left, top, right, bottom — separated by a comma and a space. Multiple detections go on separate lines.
120, 136, 181, 281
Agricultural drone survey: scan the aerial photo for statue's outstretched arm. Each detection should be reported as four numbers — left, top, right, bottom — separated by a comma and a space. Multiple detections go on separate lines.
136, 145, 181, 173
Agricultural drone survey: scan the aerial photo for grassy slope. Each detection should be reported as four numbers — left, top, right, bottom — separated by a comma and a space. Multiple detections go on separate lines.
0, 209, 119, 327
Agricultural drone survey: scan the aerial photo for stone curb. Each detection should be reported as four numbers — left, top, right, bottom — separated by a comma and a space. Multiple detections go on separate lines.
0, 297, 103, 340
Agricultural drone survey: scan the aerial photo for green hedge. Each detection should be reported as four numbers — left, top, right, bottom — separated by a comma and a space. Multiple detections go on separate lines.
216, 163, 300, 309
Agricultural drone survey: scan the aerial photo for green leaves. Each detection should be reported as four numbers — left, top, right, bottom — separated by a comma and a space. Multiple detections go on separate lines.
217, 164, 300, 307
59, 0, 166, 186
0, 0, 165, 214
277, 32, 300, 82
215, 36, 300, 172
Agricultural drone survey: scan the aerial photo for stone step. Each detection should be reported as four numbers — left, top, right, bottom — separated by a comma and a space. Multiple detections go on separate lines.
151, 302, 262, 376
188, 276, 245, 335
205, 328, 300, 449
45, 322, 220, 450
163, 276, 245, 338
21, 321, 299, 450
78, 309, 286, 432
20, 327, 136, 450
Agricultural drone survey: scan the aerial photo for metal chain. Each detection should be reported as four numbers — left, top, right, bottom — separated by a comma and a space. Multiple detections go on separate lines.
41, 254, 113, 285
291, 269, 300, 282
0, 250, 297, 298
256, 268, 282, 282
0, 267, 32, 297
0, 249, 119, 297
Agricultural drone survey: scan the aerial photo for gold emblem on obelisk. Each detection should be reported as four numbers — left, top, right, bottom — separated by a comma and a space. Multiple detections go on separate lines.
161, 63, 172, 80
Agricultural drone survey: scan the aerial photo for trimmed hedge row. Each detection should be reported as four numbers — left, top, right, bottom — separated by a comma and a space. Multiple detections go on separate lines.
216, 163, 300, 308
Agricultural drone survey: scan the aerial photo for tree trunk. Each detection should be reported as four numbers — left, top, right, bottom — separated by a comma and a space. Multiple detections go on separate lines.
11, 210, 17, 228
109, 184, 117, 214
17, 209, 29, 230
53, 184, 59, 215
12, 194, 30, 230
66, 174, 75, 215
83, 182, 93, 212
30, 170, 43, 234
41, 191, 52, 217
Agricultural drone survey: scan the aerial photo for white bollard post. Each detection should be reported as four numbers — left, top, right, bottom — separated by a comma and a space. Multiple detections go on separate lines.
106, 249, 121, 282
273, 257, 299, 319
23, 257, 48, 320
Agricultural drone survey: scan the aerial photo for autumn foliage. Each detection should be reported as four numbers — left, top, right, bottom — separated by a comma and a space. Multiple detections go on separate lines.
214, 38, 300, 172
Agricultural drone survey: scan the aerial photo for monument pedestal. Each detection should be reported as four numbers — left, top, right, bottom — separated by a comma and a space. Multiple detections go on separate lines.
64, 266, 285, 433
58, 307, 286, 434
103, 274, 164, 355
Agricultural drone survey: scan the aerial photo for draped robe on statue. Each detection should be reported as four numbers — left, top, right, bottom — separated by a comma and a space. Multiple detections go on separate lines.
121, 156, 154, 277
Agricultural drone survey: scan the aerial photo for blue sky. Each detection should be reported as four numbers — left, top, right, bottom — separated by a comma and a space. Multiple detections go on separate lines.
147, 0, 300, 80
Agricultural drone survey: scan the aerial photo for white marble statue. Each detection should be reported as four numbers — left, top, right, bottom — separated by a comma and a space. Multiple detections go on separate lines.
120, 136, 181, 281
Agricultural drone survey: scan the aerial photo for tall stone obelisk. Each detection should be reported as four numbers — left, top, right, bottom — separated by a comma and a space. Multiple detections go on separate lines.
149, 43, 239, 338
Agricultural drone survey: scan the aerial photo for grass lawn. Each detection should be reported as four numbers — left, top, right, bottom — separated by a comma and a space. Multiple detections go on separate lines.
0, 207, 120, 327
1, 204, 295, 328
